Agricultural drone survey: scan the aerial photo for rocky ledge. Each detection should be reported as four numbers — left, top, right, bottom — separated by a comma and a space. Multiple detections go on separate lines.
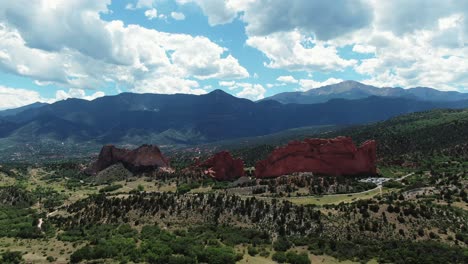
198, 151, 244, 180
87, 144, 169, 175
255, 137, 376, 178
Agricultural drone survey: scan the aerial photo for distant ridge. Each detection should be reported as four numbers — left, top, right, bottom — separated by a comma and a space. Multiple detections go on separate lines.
0, 102, 48, 117
0, 89, 467, 155
261, 80, 468, 104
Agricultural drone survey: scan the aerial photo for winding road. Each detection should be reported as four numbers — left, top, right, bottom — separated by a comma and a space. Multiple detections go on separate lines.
244, 172, 416, 203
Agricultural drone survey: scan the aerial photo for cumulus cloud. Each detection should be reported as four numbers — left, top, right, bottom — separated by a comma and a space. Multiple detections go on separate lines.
352, 44, 376, 54
235, 83, 266, 100
179, 0, 372, 40
276, 75, 298, 84
171, 12, 185, 20
298, 78, 343, 91
0, 85, 105, 110
0, 86, 46, 109
0, 0, 113, 61
176, 0, 242, 25
219, 81, 235, 87
218, 81, 266, 100
241, 0, 373, 40
180, 0, 468, 91
132, 76, 206, 95
0, 0, 248, 96
348, 20, 468, 91
372, 0, 468, 37
145, 8, 158, 20
126, 0, 155, 10
247, 31, 356, 72
55, 88, 105, 101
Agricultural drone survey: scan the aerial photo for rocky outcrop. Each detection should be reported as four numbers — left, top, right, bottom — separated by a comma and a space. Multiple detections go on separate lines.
87, 144, 169, 175
255, 137, 376, 178
198, 151, 244, 180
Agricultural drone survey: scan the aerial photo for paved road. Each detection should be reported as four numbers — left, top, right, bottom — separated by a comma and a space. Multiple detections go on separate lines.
317, 172, 415, 197
246, 172, 416, 200
395, 172, 415, 182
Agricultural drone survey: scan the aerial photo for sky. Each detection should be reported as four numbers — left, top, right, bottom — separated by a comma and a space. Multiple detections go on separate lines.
0, 0, 467, 109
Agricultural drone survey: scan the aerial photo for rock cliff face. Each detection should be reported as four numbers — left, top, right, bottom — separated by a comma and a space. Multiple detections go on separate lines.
198, 151, 244, 180
255, 137, 376, 178
87, 144, 169, 175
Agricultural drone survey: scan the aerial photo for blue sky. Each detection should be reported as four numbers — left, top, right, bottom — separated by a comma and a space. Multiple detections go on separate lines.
0, 0, 467, 109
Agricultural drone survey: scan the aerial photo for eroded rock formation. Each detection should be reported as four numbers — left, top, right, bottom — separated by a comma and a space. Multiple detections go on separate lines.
255, 137, 376, 178
198, 151, 244, 180
87, 144, 169, 175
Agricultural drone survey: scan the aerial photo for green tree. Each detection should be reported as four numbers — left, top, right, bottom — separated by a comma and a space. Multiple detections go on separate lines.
1, 251, 23, 264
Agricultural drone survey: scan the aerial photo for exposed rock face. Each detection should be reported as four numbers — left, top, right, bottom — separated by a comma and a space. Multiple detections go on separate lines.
198, 151, 244, 180
255, 137, 376, 178
87, 144, 169, 175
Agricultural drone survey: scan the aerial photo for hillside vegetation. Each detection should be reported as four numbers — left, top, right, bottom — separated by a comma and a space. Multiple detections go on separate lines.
326, 109, 468, 160
227, 108, 468, 165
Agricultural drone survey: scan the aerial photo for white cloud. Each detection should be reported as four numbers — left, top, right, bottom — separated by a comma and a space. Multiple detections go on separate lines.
352, 44, 376, 54
319, 1, 468, 91
55, 88, 105, 101
216, 81, 266, 100
219, 81, 235, 87
371, 0, 468, 36
0, 0, 248, 96
132, 76, 206, 95
0, 85, 106, 110
236, 83, 266, 100
247, 31, 356, 72
298, 78, 343, 91
180, 0, 372, 40
145, 8, 158, 20
171, 12, 185, 21
276, 75, 298, 83
176, 0, 242, 25
126, 0, 154, 10
347, 23, 468, 91
0, 86, 46, 109
242, 0, 373, 40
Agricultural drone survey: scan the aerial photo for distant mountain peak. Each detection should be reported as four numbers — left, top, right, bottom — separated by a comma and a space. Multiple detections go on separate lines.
208, 89, 230, 96
205, 89, 241, 101
0, 102, 48, 117
262, 80, 468, 104
341, 80, 364, 85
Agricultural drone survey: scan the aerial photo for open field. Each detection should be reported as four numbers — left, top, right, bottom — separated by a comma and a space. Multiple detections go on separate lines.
285, 187, 387, 205
238, 253, 364, 264
0, 237, 83, 264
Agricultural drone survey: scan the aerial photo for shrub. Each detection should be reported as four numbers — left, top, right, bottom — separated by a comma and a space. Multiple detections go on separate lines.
247, 246, 258, 256
177, 184, 192, 194
197, 246, 238, 264
1, 251, 23, 264
272, 251, 287, 263
99, 184, 123, 193
285, 251, 310, 264
273, 237, 292, 252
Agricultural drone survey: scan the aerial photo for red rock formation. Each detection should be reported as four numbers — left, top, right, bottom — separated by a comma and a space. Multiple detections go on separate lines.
198, 151, 244, 180
255, 137, 376, 178
87, 144, 169, 174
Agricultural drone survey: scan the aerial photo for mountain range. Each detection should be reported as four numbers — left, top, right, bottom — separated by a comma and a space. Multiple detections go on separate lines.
0, 81, 467, 160
262, 80, 468, 104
